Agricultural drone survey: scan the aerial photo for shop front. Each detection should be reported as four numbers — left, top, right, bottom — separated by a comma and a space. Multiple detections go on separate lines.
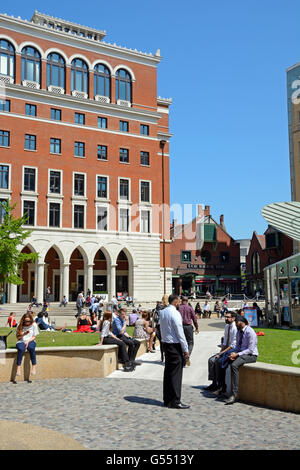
264, 252, 300, 328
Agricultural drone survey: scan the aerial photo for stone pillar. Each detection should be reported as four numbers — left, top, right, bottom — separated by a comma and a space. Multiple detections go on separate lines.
62, 263, 70, 301
109, 264, 117, 299
8, 283, 17, 304
87, 264, 94, 295
36, 262, 45, 304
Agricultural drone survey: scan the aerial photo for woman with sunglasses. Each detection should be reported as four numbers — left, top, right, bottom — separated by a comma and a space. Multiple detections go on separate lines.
15, 312, 39, 377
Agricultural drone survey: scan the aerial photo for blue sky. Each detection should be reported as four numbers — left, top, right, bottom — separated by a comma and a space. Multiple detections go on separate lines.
3, 0, 299, 239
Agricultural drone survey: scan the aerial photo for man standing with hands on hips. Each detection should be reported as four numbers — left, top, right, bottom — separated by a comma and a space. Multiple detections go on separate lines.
160, 294, 190, 409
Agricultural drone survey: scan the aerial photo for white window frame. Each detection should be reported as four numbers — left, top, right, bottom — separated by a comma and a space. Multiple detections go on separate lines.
118, 177, 131, 203
22, 198, 37, 227
140, 208, 152, 234
96, 203, 109, 232
21, 165, 38, 195
118, 205, 130, 233
0, 162, 12, 197
96, 174, 109, 201
72, 201, 86, 230
139, 179, 152, 204
72, 171, 87, 198
48, 168, 63, 197
47, 199, 62, 228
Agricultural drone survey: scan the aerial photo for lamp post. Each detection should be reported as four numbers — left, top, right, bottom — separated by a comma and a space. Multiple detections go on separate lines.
160, 140, 167, 295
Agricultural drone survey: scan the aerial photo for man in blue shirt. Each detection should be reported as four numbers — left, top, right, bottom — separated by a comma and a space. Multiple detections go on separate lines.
224, 315, 258, 405
112, 308, 141, 365
160, 294, 190, 409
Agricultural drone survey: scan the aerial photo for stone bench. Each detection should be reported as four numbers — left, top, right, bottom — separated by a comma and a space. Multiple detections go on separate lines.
238, 362, 300, 413
0, 339, 148, 383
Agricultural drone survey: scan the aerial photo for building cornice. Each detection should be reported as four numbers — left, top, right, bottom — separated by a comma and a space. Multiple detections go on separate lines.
4, 84, 162, 124
0, 13, 162, 67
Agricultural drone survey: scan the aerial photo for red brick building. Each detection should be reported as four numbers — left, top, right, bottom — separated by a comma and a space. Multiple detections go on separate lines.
171, 205, 241, 295
0, 11, 172, 303
245, 226, 294, 295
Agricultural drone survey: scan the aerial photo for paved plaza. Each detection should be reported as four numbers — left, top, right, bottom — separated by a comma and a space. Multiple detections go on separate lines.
0, 328, 299, 450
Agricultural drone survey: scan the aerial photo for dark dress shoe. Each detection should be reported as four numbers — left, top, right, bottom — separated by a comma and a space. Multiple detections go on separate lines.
224, 394, 237, 405
134, 361, 142, 366
168, 402, 190, 409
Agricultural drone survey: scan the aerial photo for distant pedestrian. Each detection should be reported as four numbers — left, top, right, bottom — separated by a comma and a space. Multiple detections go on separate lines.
178, 296, 199, 356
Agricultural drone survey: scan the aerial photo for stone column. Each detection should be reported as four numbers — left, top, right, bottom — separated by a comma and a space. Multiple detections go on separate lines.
87, 264, 94, 295
8, 283, 17, 304
62, 263, 70, 302
109, 264, 117, 299
36, 262, 45, 304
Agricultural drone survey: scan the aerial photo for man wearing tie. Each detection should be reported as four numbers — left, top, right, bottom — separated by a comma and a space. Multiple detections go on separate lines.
225, 315, 258, 405
160, 294, 190, 409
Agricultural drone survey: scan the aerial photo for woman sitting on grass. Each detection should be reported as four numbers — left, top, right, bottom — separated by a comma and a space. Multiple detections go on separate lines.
15, 312, 39, 377
7, 312, 17, 328
73, 309, 94, 333
133, 311, 155, 353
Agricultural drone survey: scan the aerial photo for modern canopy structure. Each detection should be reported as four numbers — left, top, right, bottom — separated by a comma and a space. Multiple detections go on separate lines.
261, 201, 300, 242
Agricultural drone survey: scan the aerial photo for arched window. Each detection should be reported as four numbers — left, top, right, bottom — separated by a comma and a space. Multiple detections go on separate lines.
71, 58, 88, 93
47, 53, 65, 88
21, 46, 41, 83
94, 64, 110, 98
251, 252, 260, 275
115, 69, 131, 102
0, 39, 15, 79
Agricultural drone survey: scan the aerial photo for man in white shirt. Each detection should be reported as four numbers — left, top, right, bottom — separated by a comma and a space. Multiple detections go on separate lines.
205, 311, 237, 394
160, 294, 190, 409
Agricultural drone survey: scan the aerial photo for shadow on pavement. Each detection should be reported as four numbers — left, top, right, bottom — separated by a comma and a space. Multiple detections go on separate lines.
124, 396, 164, 407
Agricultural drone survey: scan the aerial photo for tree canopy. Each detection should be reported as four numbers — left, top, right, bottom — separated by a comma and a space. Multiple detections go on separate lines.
0, 201, 38, 285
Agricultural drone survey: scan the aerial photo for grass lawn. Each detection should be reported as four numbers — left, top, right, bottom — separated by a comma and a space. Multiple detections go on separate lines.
253, 328, 300, 368
0, 326, 299, 368
0, 326, 135, 349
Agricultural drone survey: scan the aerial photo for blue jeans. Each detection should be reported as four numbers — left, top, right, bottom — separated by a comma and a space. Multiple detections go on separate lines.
16, 341, 37, 366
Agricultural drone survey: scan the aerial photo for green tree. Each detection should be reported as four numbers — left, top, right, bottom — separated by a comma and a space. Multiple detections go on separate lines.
0, 200, 38, 286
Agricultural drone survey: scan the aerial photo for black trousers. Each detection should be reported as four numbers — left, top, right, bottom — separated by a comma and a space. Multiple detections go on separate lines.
102, 336, 129, 364
183, 324, 194, 356
163, 343, 184, 406
155, 325, 164, 361
117, 335, 140, 362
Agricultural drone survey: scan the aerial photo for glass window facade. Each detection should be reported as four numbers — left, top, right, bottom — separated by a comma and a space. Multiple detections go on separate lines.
49, 171, 61, 194
120, 208, 129, 232
50, 138, 61, 154
75, 141, 85, 157
0, 165, 9, 189
47, 53, 65, 88
94, 64, 110, 98
0, 100, 10, 112
25, 104, 36, 116
115, 69, 131, 102
25, 134, 36, 150
23, 200, 35, 225
0, 39, 15, 78
98, 117, 107, 129
141, 181, 150, 202
119, 179, 129, 200
75, 112, 85, 125
97, 206, 108, 230
21, 46, 41, 83
49, 202, 60, 227
74, 204, 84, 228
71, 58, 88, 93
97, 145, 107, 160
97, 176, 107, 198
120, 120, 129, 132
140, 151, 149, 166
0, 130, 9, 147
51, 108, 61, 120
74, 173, 85, 196
140, 124, 149, 135
24, 168, 36, 191
119, 148, 129, 163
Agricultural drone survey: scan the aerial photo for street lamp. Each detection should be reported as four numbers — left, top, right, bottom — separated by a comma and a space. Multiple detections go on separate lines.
160, 140, 167, 295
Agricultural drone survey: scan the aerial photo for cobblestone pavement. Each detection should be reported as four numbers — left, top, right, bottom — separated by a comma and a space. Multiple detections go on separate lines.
0, 375, 299, 450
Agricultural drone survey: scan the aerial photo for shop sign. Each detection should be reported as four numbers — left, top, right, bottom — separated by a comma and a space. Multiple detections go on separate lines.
187, 264, 225, 270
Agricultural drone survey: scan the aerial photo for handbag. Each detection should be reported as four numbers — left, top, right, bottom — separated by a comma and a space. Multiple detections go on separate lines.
0, 330, 13, 350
